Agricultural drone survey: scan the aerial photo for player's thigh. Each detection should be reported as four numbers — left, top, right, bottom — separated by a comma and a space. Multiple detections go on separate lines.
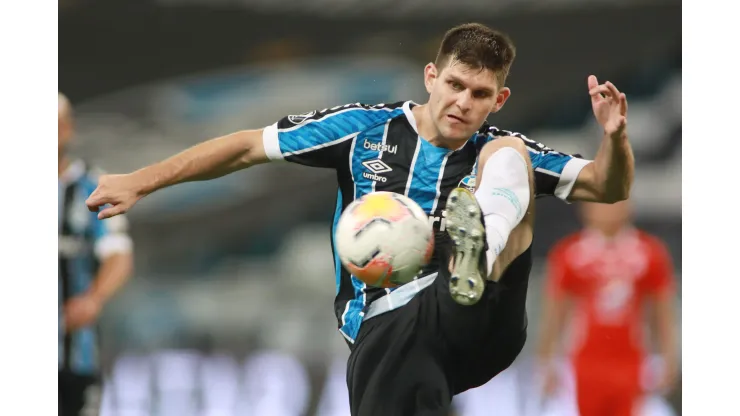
465, 248, 532, 387
348, 304, 453, 416
59, 371, 101, 416
436, 245, 532, 341
431, 252, 531, 392
485, 246, 533, 336
431, 263, 498, 348
451, 260, 531, 392
448, 325, 527, 394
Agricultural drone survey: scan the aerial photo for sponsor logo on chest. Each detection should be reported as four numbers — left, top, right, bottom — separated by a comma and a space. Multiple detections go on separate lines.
363, 139, 397, 154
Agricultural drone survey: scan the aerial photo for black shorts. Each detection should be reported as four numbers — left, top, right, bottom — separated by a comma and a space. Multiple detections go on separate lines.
59, 370, 101, 416
346, 247, 532, 416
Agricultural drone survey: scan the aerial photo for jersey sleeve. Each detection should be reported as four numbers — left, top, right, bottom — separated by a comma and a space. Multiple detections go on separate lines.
91, 214, 133, 260
262, 103, 399, 169
640, 237, 675, 296
483, 127, 592, 202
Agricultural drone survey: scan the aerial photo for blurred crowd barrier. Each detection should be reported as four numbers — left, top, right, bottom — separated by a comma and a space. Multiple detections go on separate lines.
99, 349, 678, 416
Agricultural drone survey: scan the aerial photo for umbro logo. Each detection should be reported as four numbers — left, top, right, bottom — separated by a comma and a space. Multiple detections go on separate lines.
362, 159, 392, 174
362, 159, 392, 183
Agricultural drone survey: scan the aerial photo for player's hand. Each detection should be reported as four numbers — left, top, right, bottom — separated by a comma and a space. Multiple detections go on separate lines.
86, 174, 143, 220
64, 294, 102, 332
588, 75, 628, 140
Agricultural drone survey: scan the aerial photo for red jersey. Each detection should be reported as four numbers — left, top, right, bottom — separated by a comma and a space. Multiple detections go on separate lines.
546, 228, 674, 366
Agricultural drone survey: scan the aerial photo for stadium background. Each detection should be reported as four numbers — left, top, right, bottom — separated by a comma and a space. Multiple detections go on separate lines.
59, 0, 682, 414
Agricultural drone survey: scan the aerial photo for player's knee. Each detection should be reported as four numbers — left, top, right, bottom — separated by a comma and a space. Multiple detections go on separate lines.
475, 136, 535, 204
478, 136, 531, 171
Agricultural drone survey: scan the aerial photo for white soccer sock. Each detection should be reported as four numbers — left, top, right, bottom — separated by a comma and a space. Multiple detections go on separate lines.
474, 147, 531, 277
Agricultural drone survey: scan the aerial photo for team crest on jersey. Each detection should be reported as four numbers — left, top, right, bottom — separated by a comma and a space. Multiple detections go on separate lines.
458, 175, 476, 192
288, 110, 316, 125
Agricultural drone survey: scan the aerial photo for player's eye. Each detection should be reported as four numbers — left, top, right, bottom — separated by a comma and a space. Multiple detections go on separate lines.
449, 81, 464, 91
472, 90, 491, 99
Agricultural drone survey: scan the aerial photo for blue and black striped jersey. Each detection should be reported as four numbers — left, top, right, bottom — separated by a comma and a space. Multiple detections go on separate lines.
59, 159, 133, 375
262, 101, 591, 343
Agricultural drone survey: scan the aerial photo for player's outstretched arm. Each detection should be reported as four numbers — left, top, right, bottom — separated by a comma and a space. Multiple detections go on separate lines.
568, 75, 634, 203
86, 129, 268, 219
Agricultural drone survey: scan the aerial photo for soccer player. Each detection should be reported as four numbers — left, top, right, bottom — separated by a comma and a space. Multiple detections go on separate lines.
537, 200, 678, 416
59, 93, 135, 416
85, 23, 633, 415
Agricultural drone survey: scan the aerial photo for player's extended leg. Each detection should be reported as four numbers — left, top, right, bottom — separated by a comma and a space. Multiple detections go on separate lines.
445, 137, 534, 305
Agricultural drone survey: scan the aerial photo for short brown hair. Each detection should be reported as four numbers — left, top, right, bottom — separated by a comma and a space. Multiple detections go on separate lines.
435, 23, 516, 86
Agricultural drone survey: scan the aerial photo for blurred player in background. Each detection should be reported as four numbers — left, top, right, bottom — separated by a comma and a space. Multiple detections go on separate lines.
59, 93, 135, 416
84, 23, 633, 416
537, 200, 678, 416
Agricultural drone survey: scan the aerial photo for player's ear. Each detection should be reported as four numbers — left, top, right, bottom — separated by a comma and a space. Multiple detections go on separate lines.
491, 87, 511, 113
424, 63, 438, 94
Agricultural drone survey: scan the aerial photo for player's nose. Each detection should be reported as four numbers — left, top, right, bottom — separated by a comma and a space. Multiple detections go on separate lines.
456, 91, 472, 112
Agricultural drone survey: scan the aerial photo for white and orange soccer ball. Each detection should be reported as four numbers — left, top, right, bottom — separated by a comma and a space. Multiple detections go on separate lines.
335, 191, 434, 288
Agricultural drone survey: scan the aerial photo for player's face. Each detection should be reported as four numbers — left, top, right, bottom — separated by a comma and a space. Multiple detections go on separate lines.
580, 200, 633, 236
424, 60, 511, 141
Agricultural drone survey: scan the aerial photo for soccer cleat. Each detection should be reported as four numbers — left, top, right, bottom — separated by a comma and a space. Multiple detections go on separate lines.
444, 187, 486, 305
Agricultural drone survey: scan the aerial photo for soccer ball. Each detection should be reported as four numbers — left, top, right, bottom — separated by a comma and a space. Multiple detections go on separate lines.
335, 191, 434, 288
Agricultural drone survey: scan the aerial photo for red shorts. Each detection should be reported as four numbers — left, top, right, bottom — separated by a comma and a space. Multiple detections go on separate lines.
573, 362, 642, 416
